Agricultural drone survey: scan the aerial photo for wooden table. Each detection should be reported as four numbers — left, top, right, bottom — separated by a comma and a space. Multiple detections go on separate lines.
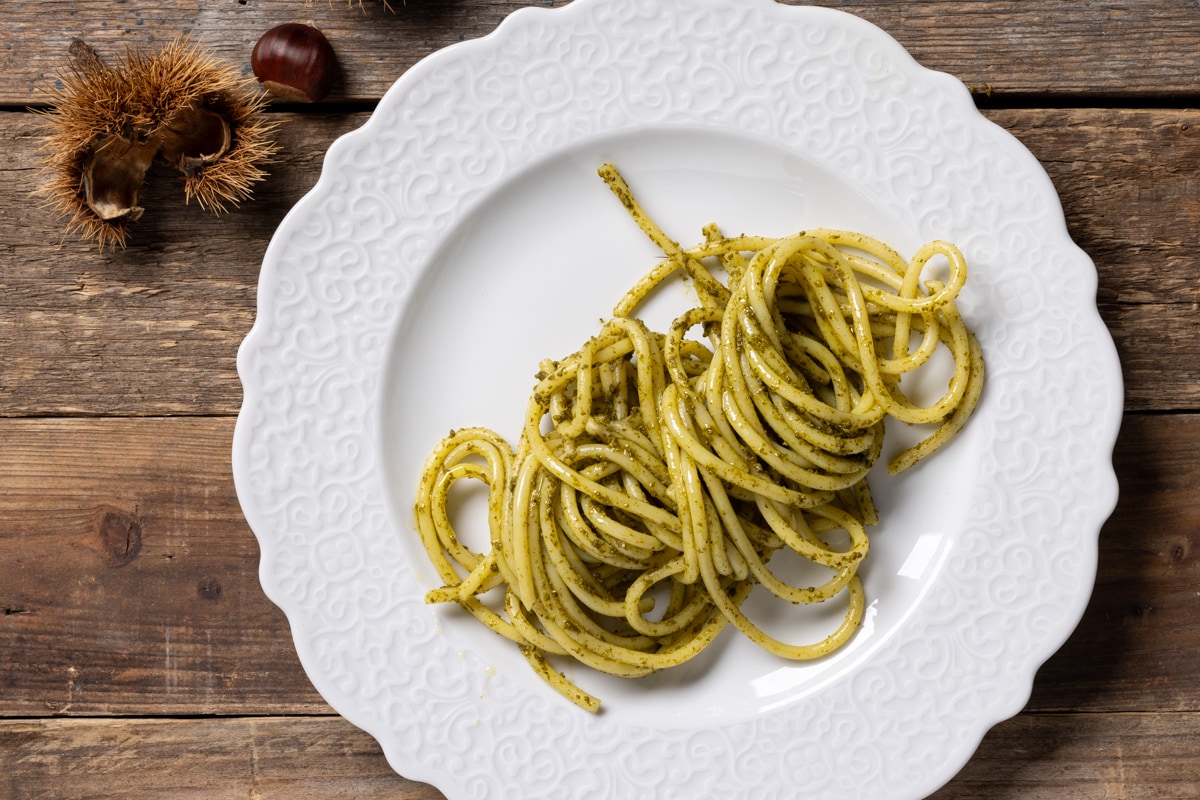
1, 2, 1196, 797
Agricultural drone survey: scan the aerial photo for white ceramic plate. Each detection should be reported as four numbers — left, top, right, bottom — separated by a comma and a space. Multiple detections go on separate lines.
233, 1, 1123, 798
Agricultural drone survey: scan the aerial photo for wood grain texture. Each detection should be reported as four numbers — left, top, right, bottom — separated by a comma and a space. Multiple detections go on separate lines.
985, 108, 1200, 411
0, 417, 327, 716
1026, 413, 1200, 713
0, 110, 362, 417
930, 712, 1200, 800
4, 107, 1200, 414
4, 1, 1200, 108
0, 716, 442, 800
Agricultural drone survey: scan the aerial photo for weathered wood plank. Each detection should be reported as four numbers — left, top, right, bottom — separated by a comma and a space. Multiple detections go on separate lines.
0, 417, 327, 715
1, 711, 1198, 800
986, 109, 1200, 307
1026, 412, 1200, 714
930, 711, 1200, 800
0, 716, 441, 800
0, 110, 363, 417
3, 107, 1199, 414
3, 1, 565, 108
984, 108, 1200, 412
4, 1, 1200, 108
0, 413, 1196, 717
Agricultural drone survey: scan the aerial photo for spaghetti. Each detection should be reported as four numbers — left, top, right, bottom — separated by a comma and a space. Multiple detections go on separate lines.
413, 164, 984, 711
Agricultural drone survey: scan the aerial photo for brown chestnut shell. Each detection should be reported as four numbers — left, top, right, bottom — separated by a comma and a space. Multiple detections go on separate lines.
251, 23, 338, 103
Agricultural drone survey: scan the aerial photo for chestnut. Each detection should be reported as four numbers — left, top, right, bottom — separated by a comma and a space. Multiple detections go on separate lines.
251, 23, 338, 103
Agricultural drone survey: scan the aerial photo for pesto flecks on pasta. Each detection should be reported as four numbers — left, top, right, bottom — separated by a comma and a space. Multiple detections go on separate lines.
413, 164, 985, 712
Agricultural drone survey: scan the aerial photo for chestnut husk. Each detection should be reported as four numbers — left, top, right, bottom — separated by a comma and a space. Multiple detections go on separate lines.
36, 38, 278, 250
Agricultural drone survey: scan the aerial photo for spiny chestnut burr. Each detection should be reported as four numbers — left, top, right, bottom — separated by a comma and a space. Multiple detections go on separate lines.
36, 38, 278, 250
251, 23, 338, 103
